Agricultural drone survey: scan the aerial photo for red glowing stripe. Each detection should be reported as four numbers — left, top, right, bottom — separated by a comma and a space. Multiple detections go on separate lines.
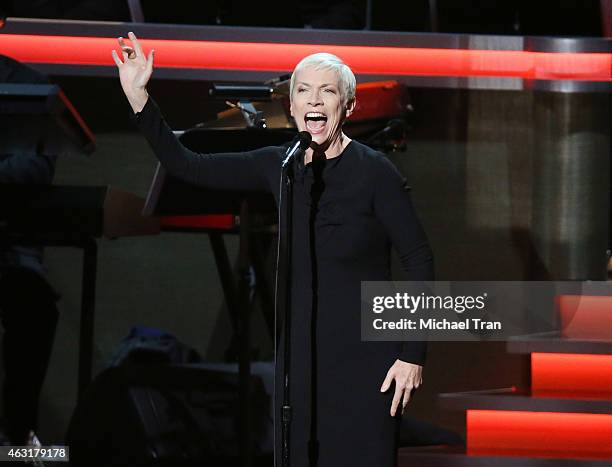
0, 34, 610, 81
532, 353, 612, 399
161, 214, 237, 230
467, 410, 612, 459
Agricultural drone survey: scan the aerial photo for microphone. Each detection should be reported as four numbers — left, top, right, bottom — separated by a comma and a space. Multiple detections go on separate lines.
282, 131, 312, 168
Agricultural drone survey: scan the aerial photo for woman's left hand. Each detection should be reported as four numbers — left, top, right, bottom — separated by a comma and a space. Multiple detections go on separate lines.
380, 359, 423, 416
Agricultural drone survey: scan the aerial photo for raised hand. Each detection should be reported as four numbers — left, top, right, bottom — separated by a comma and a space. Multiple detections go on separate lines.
111, 31, 154, 112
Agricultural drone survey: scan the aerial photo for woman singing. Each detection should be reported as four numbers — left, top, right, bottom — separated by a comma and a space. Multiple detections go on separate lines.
112, 32, 433, 467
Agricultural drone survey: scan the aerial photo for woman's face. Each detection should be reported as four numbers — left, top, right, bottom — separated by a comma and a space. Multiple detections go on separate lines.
290, 65, 353, 148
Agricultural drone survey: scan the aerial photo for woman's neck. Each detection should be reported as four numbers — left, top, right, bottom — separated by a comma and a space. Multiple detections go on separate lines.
304, 132, 351, 165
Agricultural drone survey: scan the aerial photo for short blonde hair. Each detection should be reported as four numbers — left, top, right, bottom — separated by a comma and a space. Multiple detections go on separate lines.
290, 53, 356, 105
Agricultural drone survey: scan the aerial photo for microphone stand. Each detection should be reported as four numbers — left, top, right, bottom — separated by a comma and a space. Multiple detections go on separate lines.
278, 157, 294, 467
276, 132, 309, 467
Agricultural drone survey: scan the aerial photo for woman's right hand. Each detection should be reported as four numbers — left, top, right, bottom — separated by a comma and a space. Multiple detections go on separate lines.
111, 31, 154, 113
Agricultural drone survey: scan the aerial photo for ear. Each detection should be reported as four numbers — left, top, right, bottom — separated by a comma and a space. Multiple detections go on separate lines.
345, 98, 356, 118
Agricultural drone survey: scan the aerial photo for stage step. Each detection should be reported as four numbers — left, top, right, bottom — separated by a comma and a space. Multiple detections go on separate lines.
439, 389, 612, 413
438, 390, 612, 460
530, 352, 612, 399
507, 333, 612, 355
465, 409, 612, 460
426, 294, 612, 465
398, 447, 612, 466
557, 295, 612, 340
507, 293, 612, 355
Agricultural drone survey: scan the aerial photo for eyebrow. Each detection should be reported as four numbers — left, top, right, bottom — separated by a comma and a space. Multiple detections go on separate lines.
296, 82, 338, 87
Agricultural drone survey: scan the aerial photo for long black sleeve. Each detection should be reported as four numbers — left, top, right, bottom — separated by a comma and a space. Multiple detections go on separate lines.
373, 156, 433, 365
133, 97, 279, 193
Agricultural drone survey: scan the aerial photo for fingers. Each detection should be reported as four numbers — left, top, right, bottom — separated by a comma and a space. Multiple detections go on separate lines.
111, 49, 122, 67
400, 376, 423, 414
380, 370, 393, 393
117, 37, 130, 61
401, 386, 412, 415
390, 383, 402, 417
382, 361, 424, 417
118, 37, 130, 54
146, 49, 155, 73
128, 31, 144, 58
123, 47, 135, 58
118, 35, 141, 61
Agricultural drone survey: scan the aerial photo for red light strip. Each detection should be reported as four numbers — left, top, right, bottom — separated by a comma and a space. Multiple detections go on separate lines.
0, 34, 610, 81
532, 353, 612, 399
161, 214, 236, 230
467, 410, 612, 459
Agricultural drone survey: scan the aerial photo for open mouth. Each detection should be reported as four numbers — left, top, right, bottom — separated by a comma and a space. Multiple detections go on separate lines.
305, 112, 327, 134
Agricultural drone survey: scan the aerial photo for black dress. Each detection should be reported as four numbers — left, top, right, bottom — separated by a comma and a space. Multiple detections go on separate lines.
134, 98, 434, 467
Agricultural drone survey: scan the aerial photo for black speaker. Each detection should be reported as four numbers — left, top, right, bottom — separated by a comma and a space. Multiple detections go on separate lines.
66, 363, 272, 467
